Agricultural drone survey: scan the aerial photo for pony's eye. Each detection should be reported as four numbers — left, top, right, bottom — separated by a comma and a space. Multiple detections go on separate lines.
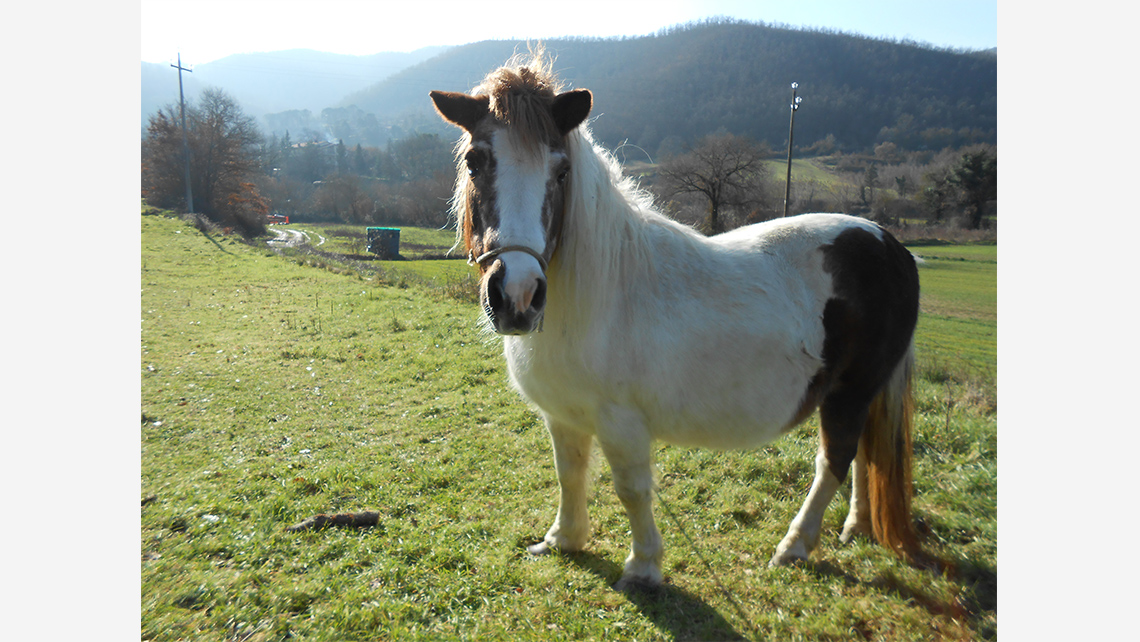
465, 151, 482, 179
557, 166, 569, 184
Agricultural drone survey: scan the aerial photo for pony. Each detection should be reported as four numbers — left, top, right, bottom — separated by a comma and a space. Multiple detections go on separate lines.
430, 53, 921, 589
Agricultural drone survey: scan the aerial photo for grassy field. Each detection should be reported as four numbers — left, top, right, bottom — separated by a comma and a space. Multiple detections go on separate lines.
142, 212, 996, 641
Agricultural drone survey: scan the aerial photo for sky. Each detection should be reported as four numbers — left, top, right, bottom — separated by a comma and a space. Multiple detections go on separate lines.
141, 0, 997, 66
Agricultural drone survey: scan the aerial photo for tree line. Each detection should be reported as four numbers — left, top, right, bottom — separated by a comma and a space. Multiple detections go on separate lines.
652, 132, 995, 235
142, 88, 995, 239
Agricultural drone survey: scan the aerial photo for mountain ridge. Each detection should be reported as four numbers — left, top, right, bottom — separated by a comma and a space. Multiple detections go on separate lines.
335, 21, 995, 154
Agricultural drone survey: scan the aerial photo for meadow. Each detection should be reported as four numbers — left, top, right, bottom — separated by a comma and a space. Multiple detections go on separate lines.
141, 213, 996, 641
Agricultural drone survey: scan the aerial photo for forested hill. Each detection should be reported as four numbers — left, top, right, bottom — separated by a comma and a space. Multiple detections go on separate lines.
342, 19, 996, 156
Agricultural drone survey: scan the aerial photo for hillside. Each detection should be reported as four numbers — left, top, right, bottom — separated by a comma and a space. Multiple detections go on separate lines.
342, 19, 996, 155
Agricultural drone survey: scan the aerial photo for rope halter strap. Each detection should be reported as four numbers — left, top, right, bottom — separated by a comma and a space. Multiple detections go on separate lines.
467, 245, 549, 272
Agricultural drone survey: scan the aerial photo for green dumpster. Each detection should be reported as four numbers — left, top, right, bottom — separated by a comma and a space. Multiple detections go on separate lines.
366, 227, 400, 259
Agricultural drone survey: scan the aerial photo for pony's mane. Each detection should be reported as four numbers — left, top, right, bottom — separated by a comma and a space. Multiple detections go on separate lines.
546, 126, 710, 342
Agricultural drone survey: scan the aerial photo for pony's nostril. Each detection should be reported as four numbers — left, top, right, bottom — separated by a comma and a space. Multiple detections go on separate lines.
487, 269, 506, 314
532, 278, 547, 311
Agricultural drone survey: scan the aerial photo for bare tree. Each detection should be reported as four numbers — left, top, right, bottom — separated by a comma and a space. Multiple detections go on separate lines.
142, 87, 267, 236
656, 133, 772, 234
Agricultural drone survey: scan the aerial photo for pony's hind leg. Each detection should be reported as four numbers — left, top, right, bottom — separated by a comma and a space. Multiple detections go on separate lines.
769, 441, 845, 566
596, 407, 663, 589
770, 401, 865, 566
528, 420, 593, 555
840, 442, 872, 543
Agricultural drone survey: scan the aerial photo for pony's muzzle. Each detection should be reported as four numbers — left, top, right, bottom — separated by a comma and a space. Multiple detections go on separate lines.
483, 257, 547, 335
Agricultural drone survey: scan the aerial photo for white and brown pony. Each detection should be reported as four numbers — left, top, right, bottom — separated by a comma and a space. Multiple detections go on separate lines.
430, 55, 921, 589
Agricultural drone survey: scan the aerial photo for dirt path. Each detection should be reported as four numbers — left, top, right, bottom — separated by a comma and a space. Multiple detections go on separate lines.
267, 228, 327, 249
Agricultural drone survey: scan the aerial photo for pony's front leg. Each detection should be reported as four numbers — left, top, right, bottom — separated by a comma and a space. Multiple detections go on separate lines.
528, 420, 593, 555
596, 407, 663, 589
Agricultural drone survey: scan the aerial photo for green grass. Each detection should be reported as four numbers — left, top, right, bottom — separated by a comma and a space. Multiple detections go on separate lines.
142, 213, 996, 641
379, 259, 475, 283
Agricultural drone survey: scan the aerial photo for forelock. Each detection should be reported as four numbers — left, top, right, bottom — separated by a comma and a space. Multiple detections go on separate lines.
472, 52, 564, 157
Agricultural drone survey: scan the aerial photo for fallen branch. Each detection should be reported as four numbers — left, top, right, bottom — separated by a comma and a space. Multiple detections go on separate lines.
285, 511, 381, 533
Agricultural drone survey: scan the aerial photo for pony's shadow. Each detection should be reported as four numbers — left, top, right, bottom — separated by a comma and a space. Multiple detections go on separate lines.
805, 554, 997, 628
558, 550, 756, 641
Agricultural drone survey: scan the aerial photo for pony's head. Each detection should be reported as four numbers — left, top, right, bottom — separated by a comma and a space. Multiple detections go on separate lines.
431, 55, 591, 335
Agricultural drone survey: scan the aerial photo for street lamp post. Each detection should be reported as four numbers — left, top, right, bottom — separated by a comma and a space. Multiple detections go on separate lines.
783, 82, 802, 217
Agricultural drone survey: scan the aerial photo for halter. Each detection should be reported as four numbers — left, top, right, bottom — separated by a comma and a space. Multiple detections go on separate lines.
467, 244, 549, 332
467, 245, 549, 272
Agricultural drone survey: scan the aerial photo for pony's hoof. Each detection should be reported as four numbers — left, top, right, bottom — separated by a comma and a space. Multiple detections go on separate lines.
527, 541, 554, 556
614, 557, 663, 590
839, 521, 872, 545
769, 543, 809, 568
768, 553, 808, 568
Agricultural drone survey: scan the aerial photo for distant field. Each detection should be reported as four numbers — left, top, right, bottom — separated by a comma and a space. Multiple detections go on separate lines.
907, 243, 997, 382
764, 158, 845, 188
142, 213, 996, 641
910, 243, 997, 263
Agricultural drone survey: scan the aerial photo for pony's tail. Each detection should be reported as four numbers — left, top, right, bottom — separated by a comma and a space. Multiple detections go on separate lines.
862, 341, 921, 562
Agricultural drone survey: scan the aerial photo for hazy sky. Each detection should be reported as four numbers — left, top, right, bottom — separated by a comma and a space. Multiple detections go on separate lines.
141, 0, 997, 65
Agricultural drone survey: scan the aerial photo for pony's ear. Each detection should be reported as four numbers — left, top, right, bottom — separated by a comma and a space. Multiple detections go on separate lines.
430, 91, 489, 132
551, 89, 592, 136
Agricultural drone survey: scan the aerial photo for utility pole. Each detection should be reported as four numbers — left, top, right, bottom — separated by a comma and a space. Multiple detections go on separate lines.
783, 82, 802, 217
172, 52, 194, 214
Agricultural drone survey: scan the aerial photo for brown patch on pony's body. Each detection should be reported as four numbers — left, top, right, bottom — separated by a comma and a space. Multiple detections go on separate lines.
793, 226, 919, 479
